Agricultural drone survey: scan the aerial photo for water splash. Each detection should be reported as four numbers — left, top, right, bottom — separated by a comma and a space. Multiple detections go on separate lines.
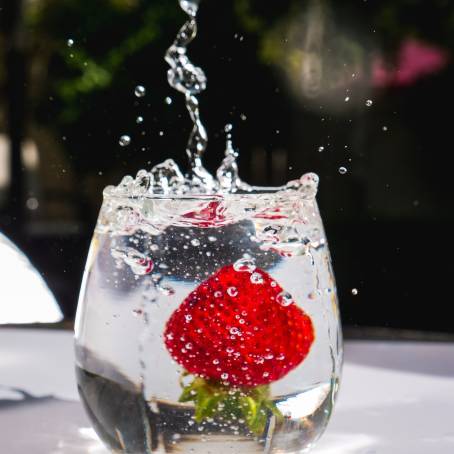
104, 0, 322, 203
216, 124, 250, 193
165, 0, 215, 191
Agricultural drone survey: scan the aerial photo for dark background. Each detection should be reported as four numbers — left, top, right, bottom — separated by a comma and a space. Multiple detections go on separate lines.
1, 0, 453, 335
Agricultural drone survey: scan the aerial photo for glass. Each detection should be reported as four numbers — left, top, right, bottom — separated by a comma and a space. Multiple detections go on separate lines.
75, 182, 343, 453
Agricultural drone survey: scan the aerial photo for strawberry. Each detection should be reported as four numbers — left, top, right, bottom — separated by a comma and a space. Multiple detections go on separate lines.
164, 264, 314, 387
163, 264, 314, 432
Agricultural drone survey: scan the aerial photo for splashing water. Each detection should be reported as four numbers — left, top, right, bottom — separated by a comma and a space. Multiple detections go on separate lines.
165, 0, 215, 191
217, 124, 250, 192
106, 0, 321, 208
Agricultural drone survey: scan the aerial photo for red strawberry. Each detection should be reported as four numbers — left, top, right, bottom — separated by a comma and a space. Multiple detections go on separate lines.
164, 264, 314, 387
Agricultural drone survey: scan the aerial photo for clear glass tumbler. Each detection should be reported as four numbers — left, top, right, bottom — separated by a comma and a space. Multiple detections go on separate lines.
75, 176, 342, 453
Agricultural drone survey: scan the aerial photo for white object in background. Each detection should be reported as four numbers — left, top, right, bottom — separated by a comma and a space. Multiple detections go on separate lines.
0, 232, 63, 324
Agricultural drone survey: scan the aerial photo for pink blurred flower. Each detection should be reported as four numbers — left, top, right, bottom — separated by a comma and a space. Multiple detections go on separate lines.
372, 38, 449, 87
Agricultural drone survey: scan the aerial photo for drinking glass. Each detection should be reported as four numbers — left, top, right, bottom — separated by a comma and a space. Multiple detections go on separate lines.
75, 176, 342, 453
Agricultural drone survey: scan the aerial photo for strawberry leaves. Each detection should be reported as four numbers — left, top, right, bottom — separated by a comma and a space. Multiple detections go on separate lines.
178, 373, 283, 435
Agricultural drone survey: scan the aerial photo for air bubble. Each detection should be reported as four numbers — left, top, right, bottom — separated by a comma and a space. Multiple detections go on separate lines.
230, 327, 240, 335
135, 85, 146, 97
136, 116, 144, 124
214, 291, 222, 298
339, 166, 348, 175
366, 99, 373, 107
208, 236, 217, 242
352, 288, 359, 296
250, 272, 264, 284
227, 287, 238, 297
67, 39, 74, 47
345, 96, 350, 102
276, 291, 293, 307
233, 258, 256, 273
119, 135, 131, 147
165, 97, 173, 105
318, 146, 325, 152
191, 239, 201, 246
213, 359, 220, 365
221, 373, 229, 380
224, 124, 233, 133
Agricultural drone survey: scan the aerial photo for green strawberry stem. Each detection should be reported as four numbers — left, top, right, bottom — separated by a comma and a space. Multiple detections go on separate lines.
178, 372, 284, 435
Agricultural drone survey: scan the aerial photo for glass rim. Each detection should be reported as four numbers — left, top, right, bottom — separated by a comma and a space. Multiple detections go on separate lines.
101, 185, 308, 202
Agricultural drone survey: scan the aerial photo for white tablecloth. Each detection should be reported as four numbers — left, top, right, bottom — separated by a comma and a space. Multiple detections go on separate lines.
1, 328, 453, 453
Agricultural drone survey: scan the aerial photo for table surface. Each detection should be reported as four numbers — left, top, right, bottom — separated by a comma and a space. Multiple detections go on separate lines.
1, 328, 454, 454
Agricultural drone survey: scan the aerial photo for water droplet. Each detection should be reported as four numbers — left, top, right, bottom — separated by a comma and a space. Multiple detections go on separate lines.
227, 287, 238, 297
208, 236, 217, 242
67, 39, 74, 47
136, 116, 144, 124
366, 99, 373, 107
135, 85, 146, 97
339, 166, 348, 175
213, 359, 220, 365
185, 314, 192, 322
230, 327, 240, 335
262, 371, 270, 378
26, 197, 39, 210
308, 291, 321, 300
276, 291, 293, 307
318, 146, 325, 152
119, 135, 131, 147
191, 239, 200, 246
250, 272, 264, 284
352, 288, 359, 296
221, 373, 229, 380
185, 343, 193, 350
233, 258, 256, 273
165, 97, 173, 105
179, 0, 200, 16
214, 291, 222, 298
